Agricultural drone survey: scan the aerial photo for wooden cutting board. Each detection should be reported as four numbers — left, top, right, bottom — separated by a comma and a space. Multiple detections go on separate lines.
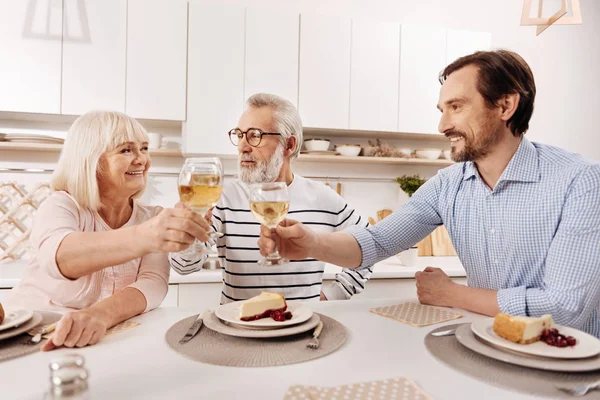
418, 226, 457, 256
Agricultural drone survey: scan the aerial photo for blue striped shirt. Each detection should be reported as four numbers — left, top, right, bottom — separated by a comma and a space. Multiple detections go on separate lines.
347, 138, 600, 337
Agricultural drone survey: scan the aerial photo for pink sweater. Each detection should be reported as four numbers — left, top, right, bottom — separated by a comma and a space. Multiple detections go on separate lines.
4, 191, 170, 313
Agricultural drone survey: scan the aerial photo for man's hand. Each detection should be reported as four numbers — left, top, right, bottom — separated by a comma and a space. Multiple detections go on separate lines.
257, 219, 317, 260
415, 266, 456, 307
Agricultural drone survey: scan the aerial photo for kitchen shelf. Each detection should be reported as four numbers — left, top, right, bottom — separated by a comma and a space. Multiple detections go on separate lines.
303, 127, 448, 142
297, 154, 453, 166
0, 142, 453, 166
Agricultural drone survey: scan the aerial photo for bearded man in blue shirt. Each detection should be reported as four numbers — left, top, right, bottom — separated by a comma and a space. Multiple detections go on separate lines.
258, 49, 600, 337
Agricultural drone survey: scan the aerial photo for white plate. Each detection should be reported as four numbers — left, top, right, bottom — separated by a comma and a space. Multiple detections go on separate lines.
204, 311, 321, 338
0, 312, 43, 341
215, 301, 313, 329
0, 309, 34, 332
454, 324, 600, 372
471, 318, 600, 359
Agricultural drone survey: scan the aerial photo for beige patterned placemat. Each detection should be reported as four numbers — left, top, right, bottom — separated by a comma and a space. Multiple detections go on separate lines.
283, 377, 434, 400
425, 324, 600, 399
165, 313, 347, 367
39, 319, 140, 339
0, 311, 62, 363
370, 302, 462, 327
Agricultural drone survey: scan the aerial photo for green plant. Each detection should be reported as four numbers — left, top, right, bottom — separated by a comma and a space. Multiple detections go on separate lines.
396, 175, 427, 197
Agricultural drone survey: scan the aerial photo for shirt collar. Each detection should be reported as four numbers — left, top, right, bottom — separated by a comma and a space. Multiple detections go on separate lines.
462, 137, 540, 183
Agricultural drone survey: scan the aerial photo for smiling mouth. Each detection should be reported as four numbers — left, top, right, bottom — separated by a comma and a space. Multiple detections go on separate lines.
125, 171, 144, 176
446, 135, 464, 144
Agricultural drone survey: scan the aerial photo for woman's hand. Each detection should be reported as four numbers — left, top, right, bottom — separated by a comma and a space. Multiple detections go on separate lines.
134, 207, 212, 253
41, 309, 109, 351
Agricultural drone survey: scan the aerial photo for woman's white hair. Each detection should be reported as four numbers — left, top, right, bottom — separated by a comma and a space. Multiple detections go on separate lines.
51, 110, 149, 212
246, 93, 303, 160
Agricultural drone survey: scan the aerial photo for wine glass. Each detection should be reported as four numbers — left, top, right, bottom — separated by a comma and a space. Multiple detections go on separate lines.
177, 157, 223, 256
249, 182, 290, 266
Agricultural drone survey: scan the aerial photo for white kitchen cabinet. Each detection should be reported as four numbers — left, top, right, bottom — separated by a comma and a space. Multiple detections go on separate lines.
126, 0, 187, 121
178, 283, 223, 309
183, 3, 244, 156
61, 0, 126, 115
299, 14, 351, 129
446, 29, 492, 65
398, 25, 447, 135
245, 9, 299, 107
0, 0, 62, 114
349, 19, 400, 132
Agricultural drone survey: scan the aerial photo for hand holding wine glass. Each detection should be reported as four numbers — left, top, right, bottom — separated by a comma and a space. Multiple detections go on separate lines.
249, 182, 290, 266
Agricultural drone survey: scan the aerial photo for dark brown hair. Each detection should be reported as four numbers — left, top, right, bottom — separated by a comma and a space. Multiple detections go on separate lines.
439, 50, 536, 136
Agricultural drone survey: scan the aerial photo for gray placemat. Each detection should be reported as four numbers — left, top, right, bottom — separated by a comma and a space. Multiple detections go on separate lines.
425, 323, 600, 399
0, 311, 62, 363
166, 313, 348, 367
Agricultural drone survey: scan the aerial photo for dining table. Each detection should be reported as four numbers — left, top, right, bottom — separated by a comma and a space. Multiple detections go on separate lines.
0, 295, 555, 399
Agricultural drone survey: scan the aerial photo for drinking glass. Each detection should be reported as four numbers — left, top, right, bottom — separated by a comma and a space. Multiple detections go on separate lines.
177, 157, 223, 256
248, 182, 290, 266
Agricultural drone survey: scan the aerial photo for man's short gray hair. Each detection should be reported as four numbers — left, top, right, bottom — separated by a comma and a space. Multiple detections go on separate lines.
246, 93, 303, 160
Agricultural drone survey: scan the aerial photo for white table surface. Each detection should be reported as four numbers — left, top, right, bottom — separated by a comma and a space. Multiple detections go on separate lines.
0, 297, 547, 400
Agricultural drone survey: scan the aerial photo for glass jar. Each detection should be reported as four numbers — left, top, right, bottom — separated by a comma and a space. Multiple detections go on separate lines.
45, 354, 89, 400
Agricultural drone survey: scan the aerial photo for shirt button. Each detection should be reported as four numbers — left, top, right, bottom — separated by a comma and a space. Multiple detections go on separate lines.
494, 260, 499, 265
489, 228, 496, 234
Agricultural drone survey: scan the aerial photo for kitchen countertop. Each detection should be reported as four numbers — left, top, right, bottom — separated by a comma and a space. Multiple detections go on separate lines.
0, 256, 466, 288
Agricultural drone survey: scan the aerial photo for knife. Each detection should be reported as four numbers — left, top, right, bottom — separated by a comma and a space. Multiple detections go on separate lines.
431, 328, 456, 337
179, 310, 210, 344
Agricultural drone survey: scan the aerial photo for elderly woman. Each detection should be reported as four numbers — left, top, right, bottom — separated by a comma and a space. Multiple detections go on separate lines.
5, 111, 210, 351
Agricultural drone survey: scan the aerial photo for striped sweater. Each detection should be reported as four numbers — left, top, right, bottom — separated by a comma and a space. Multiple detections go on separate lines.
169, 175, 373, 303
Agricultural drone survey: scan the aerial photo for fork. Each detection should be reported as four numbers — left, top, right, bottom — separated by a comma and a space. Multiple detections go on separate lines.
27, 322, 58, 345
556, 380, 600, 397
306, 321, 324, 349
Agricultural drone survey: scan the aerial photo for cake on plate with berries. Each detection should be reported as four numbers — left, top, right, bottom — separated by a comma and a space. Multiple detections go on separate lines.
493, 313, 554, 344
239, 292, 292, 322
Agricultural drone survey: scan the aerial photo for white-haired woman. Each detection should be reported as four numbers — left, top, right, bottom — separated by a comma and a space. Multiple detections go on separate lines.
5, 111, 210, 351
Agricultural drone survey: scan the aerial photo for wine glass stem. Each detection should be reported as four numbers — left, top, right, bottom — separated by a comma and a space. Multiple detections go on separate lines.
267, 227, 281, 260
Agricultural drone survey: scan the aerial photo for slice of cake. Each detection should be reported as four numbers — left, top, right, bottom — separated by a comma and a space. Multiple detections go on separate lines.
493, 313, 554, 344
239, 292, 288, 322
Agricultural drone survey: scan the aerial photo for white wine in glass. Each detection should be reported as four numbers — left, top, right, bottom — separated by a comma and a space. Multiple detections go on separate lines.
249, 182, 290, 266
249, 201, 290, 228
177, 158, 224, 257
179, 174, 223, 213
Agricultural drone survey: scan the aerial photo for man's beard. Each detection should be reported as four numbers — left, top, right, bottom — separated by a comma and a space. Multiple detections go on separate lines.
450, 117, 503, 163
238, 145, 285, 183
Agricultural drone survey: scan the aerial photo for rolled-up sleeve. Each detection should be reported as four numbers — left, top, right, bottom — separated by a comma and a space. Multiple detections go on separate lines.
345, 174, 444, 268
497, 165, 600, 331
128, 251, 170, 312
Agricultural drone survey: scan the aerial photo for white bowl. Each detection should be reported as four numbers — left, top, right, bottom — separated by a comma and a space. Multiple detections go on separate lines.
304, 138, 330, 151
415, 148, 442, 160
336, 145, 361, 157
442, 149, 452, 160
397, 148, 412, 158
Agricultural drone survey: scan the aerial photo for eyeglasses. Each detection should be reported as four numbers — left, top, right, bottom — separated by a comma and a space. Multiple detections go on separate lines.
228, 128, 282, 147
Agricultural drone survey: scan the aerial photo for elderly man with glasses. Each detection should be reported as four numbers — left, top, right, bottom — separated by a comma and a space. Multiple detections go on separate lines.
169, 93, 373, 304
